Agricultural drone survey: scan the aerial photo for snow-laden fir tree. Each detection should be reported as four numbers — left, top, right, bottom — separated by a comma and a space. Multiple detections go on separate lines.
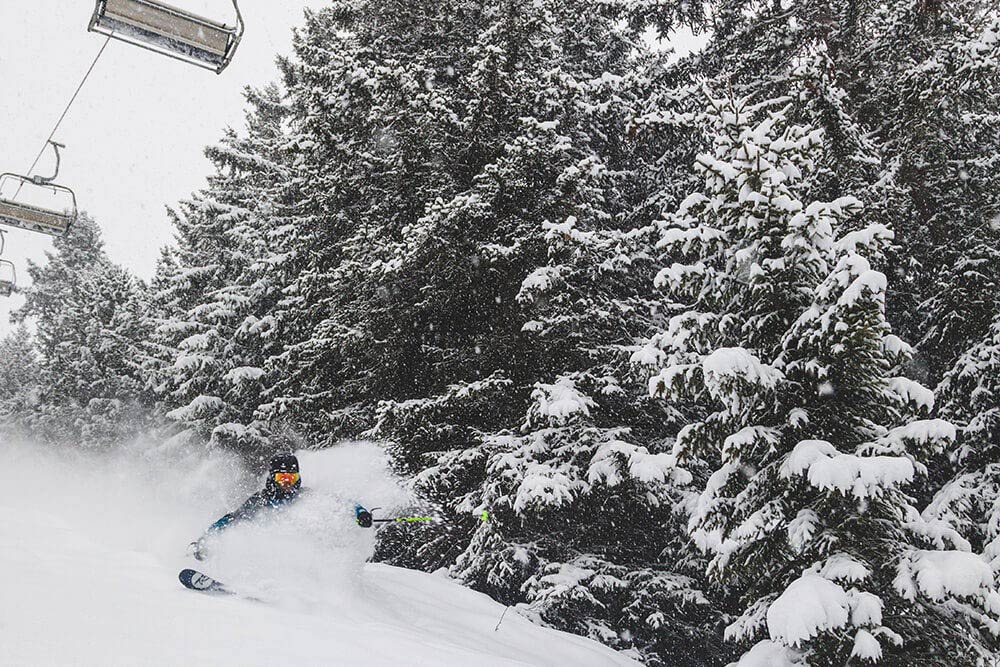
0, 325, 38, 432
860, 3, 1000, 385
267, 0, 733, 663
635, 95, 1000, 665
923, 310, 1000, 651
10, 215, 154, 447
261, 0, 542, 439
153, 84, 293, 457
375, 116, 718, 663
687, 1, 1000, 389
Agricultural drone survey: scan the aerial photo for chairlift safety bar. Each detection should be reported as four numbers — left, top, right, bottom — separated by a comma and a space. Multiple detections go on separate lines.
0, 259, 16, 296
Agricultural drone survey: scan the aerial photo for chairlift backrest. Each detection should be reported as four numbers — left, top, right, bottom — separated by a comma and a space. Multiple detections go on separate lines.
90, 0, 245, 74
0, 260, 15, 297
0, 174, 77, 237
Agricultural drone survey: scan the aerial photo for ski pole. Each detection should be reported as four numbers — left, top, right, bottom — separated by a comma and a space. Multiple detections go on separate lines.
355, 505, 489, 528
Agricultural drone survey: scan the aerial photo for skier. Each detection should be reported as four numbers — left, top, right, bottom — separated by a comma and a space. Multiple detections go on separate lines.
188, 452, 303, 561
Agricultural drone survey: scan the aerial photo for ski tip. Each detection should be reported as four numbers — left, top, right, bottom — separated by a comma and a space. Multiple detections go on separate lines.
179, 568, 227, 593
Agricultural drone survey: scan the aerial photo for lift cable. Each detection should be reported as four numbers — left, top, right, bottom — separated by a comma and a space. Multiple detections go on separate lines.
23, 33, 113, 179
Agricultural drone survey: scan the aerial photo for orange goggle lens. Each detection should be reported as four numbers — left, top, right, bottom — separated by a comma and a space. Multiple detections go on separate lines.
273, 472, 299, 485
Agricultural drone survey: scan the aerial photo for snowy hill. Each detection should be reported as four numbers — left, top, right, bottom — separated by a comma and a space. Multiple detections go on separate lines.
0, 441, 638, 667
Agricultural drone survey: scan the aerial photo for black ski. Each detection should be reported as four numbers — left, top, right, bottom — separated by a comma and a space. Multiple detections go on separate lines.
178, 568, 230, 594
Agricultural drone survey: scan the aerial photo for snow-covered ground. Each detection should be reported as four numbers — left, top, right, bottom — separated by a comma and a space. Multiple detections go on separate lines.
0, 440, 637, 666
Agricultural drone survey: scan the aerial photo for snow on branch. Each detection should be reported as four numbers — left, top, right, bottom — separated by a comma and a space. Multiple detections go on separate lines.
886, 377, 935, 411
727, 640, 806, 667
702, 347, 784, 400
862, 419, 956, 457
517, 265, 565, 304
528, 378, 595, 426
587, 439, 689, 489
894, 550, 995, 602
780, 439, 915, 498
766, 574, 851, 646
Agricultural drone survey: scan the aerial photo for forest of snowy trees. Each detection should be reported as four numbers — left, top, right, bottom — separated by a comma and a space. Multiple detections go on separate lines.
3, 1, 1000, 665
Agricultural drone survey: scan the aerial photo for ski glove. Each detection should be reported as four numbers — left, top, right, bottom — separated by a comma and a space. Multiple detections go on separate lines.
188, 539, 209, 561
355, 506, 373, 528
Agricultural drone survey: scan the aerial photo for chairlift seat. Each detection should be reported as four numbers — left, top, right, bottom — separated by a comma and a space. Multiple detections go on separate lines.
0, 174, 77, 237
0, 260, 15, 297
90, 0, 244, 73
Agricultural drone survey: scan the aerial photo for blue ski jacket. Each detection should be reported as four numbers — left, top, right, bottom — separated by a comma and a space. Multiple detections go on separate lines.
206, 481, 303, 534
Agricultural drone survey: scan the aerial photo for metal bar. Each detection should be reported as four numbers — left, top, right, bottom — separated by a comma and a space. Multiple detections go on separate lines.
90, 21, 226, 71
101, 2, 231, 56
123, 0, 232, 30
91, 0, 244, 73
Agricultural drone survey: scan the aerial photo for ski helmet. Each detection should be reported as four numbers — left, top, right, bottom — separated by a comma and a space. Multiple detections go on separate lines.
269, 453, 299, 474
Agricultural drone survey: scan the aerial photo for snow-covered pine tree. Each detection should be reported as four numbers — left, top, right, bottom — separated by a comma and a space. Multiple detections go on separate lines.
881, 16, 1000, 656
348, 1, 726, 663
730, 230, 998, 665
858, 3, 1000, 386
866, 12, 1000, 618
0, 325, 39, 432
375, 117, 717, 661
921, 316, 1000, 654
260, 0, 520, 440
15, 213, 108, 357
686, 1, 1000, 390
153, 84, 292, 457
11, 214, 155, 446
637, 94, 1000, 665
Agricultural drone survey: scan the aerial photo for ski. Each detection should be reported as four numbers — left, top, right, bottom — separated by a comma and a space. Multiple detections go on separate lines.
178, 568, 230, 594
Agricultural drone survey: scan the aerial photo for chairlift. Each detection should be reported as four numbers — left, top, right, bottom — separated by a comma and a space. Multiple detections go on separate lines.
89, 0, 245, 74
0, 141, 78, 238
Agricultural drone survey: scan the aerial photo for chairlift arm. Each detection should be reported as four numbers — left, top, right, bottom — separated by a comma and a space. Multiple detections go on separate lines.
232, 0, 245, 38
221, 0, 245, 73
32, 141, 65, 185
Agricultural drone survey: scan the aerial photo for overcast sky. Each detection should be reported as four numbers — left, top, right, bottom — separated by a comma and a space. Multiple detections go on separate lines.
0, 0, 327, 333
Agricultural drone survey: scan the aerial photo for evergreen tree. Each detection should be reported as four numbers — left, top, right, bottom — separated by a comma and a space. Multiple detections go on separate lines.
923, 314, 1000, 656
860, 3, 1000, 385
153, 84, 293, 457
0, 325, 39, 432
11, 215, 155, 447
341, 1, 726, 663
690, 1, 1000, 386
262, 0, 527, 438
637, 95, 999, 665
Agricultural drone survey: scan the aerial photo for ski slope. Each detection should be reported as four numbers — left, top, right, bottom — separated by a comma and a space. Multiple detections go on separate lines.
0, 440, 638, 667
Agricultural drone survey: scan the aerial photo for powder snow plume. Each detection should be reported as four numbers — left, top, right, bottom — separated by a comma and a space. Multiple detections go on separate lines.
0, 438, 636, 666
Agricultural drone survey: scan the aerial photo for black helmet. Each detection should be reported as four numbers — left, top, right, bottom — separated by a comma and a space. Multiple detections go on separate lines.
269, 453, 299, 474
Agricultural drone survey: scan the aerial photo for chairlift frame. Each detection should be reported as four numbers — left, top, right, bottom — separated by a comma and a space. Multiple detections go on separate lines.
0, 260, 15, 297
0, 141, 78, 238
89, 0, 245, 74
0, 234, 15, 297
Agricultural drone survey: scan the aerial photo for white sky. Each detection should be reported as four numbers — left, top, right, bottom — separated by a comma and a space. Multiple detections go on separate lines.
0, 0, 327, 333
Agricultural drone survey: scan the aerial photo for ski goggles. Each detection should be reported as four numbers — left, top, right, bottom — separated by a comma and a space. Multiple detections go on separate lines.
273, 472, 300, 485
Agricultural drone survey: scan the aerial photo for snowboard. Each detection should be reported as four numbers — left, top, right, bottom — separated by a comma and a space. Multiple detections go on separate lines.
178, 568, 230, 594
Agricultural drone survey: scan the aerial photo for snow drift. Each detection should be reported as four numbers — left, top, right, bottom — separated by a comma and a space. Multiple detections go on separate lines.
0, 439, 637, 666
